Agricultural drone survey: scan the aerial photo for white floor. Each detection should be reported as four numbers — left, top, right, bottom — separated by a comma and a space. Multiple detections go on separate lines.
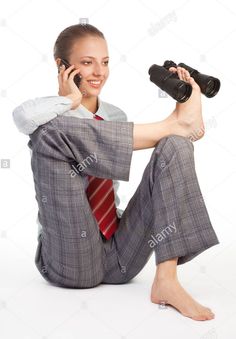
1, 234, 236, 339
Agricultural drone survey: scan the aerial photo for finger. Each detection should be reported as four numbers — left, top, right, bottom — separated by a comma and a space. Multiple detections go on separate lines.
57, 72, 63, 88
57, 66, 64, 81
62, 64, 75, 81
58, 64, 66, 76
68, 68, 81, 80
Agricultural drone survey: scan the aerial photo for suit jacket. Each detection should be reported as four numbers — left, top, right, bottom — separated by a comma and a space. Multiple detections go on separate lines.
12, 96, 133, 238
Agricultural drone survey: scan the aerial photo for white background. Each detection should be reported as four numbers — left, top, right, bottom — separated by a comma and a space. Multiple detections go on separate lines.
0, 0, 236, 338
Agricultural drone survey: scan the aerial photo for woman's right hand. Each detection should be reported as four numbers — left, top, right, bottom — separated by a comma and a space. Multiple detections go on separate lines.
57, 64, 83, 110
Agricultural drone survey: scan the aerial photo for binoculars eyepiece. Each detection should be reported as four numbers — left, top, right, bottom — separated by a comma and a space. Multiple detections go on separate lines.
148, 60, 220, 103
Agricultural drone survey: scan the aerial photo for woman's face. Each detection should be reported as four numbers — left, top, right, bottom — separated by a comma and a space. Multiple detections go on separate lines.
68, 36, 109, 97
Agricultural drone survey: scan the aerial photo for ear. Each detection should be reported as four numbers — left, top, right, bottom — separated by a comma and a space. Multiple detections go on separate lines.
55, 58, 62, 69
56, 59, 62, 74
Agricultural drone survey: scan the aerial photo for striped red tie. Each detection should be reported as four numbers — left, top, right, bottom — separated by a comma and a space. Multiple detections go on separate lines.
85, 114, 119, 240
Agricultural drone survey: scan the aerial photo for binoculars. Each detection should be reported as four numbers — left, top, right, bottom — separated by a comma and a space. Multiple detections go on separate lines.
148, 60, 221, 103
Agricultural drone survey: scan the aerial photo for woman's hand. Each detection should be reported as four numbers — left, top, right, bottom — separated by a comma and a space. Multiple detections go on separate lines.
57, 64, 83, 110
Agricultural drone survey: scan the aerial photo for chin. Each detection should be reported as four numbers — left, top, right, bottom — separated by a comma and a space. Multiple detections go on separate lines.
82, 87, 102, 97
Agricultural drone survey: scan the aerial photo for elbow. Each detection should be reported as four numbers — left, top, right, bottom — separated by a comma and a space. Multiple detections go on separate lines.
12, 104, 36, 135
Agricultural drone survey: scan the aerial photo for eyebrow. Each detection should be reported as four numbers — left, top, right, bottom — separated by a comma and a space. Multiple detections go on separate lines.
79, 56, 109, 59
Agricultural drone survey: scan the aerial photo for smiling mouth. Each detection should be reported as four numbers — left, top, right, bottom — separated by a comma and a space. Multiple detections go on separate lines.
87, 80, 103, 89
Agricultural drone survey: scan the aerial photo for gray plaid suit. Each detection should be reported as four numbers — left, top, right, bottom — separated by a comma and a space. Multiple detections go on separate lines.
13, 96, 219, 288
29, 117, 219, 288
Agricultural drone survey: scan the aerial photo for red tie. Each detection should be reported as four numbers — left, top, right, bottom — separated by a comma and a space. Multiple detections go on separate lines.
85, 114, 120, 240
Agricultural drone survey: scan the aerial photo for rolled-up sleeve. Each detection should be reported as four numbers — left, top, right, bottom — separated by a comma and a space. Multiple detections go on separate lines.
12, 96, 73, 135
31, 115, 134, 181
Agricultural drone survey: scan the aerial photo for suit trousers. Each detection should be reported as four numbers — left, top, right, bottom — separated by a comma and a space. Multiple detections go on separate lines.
34, 118, 219, 288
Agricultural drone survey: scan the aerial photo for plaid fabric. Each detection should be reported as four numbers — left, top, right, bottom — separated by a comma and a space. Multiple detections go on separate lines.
31, 117, 219, 288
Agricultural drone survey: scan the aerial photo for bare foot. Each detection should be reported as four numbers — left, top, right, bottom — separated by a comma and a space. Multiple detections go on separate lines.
166, 66, 205, 142
150, 277, 215, 321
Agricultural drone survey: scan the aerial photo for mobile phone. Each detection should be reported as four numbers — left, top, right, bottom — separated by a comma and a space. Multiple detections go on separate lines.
58, 58, 82, 88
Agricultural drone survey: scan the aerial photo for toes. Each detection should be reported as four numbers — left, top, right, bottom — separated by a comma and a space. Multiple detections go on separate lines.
206, 313, 215, 320
188, 76, 196, 86
169, 67, 177, 73
208, 310, 215, 318
169, 66, 190, 82
201, 310, 215, 321
177, 67, 183, 80
192, 313, 214, 321
184, 70, 191, 81
178, 67, 191, 82
188, 76, 201, 91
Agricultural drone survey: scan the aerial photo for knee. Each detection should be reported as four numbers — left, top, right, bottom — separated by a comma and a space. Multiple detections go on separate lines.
159, 134, 193, 151
154, 135, 194, 164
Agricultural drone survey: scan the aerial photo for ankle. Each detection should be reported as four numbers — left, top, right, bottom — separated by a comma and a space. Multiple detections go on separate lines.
165, 115, 192, 139
154, 273, 178, 284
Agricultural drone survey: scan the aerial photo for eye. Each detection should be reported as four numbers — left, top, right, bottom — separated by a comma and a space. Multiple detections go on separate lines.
81, 61, 92, 65
103, 61, 109, 65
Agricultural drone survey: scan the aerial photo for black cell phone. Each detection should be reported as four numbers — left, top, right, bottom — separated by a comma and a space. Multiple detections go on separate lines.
58, 58, 82, 88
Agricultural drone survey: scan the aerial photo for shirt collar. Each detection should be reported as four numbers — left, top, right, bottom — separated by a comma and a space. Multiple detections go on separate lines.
63, 96, 109, 120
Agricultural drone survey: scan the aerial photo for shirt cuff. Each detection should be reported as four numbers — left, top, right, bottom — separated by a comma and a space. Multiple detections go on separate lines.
12, 96, 73, 135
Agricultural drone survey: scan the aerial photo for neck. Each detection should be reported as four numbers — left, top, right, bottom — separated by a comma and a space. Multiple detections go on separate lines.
81, 96, 99, 114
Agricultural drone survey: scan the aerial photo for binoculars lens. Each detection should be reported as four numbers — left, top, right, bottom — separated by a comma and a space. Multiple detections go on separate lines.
176, 62, 221, 98
204, 78, 220, 98
148, 60, 221, 102
148, 64, 192, 103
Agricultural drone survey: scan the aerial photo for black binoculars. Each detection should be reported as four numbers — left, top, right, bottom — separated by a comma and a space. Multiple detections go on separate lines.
148, 60, 221, 103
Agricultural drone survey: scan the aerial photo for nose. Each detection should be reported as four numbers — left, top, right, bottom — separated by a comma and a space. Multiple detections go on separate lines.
93, 62, 104, 77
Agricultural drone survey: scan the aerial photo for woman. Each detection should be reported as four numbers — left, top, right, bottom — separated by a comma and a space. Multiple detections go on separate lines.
13, 23, 219, 321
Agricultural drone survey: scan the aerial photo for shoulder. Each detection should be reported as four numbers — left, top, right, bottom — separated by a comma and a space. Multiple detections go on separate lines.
100, 100, 128, 122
